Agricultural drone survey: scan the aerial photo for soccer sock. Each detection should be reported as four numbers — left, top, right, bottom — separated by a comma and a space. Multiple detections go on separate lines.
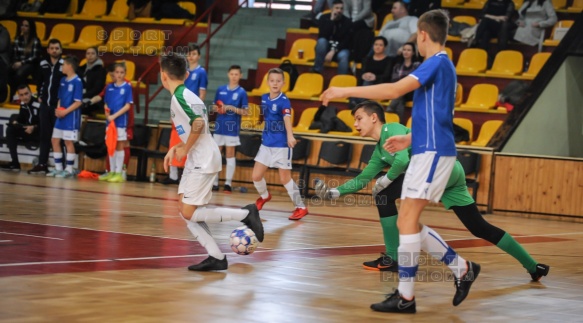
192, 207, 249, 222
65, 153, 76, 173
214, 173, 219, 186
186, 221, 224, 260
497, 232, 538, 273
169, 166, 178, 180
380, 216, 399, 260
225, 157, 236, 186
284, 179, 305, 208
398, 233, 421, 300
123, 146, 130, 167
420, 225, 467, 279
254, 178, 269, 199
114, 150, 124, 173
54, 152, 63, 171
109, 153, 116, 174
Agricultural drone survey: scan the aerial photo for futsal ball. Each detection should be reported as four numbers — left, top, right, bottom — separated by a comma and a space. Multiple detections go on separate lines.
230, 226, 259, 255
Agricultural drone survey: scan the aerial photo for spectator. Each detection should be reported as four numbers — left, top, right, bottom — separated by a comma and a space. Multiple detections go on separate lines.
378, 1, 418, 57
386, 41, 419, 123
343, 0, 375, 30
312, 0, 352, 75
39, 0, 71, 14
127, 0, 194, 21
406, 0, 440, 17
28, 39, 63, 175
78, 47, 106, 115
126, 0, 151, 20
0, 23, 10, 103
474, 0, 515, 65
313, 0, 334, 18
0, 84, 40, 172
360, 36, 393, 86
10, 19, 42, 99
513, 0, 557, 47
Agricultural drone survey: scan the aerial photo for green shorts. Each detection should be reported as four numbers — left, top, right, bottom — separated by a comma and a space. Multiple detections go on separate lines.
440, 161, 475, 209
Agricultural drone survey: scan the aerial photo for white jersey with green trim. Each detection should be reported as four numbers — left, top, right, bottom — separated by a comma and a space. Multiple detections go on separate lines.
170, 84, 221, 174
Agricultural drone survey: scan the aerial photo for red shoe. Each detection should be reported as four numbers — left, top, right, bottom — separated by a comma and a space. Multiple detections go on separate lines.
289, 207, 308, 220
255, 192, 271, 210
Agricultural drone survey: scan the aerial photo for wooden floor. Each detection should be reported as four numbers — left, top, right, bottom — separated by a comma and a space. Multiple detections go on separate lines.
1, 171, 583, 322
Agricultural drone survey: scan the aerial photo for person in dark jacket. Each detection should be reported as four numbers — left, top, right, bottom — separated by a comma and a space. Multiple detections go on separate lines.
78, 47, 105, 115
0, 23, 10, 103
474, 0, 516, 66
312, 0, 352, 75
10, 19, 42, 99
0, 84, 40, 171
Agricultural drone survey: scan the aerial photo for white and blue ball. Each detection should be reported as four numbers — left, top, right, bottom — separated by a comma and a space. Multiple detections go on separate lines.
230, 226, 259, 255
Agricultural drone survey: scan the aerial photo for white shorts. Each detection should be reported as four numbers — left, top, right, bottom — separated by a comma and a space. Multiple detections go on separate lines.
178, 170, 217, 206
106, 127, 127, 141
52, 128, 78, 141
254, 145, 292, 169
213, 134, 241, 147
401, 152, 456, 203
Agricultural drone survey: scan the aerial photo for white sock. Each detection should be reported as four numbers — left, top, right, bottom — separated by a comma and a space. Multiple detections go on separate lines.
420, 225, 467, 279
192, 207, 249, 222
169, 166, 178, 180
186, 221, 224, 260
225, 157, 236, 186
114, 150, 124, 173
214, 173, 219, 186
254, 179, 269, 199
398, 233, 421, 300
284, 179, 305, 208
109, 153, 116, 174
65, 153, 76, 173
54, 152, 63, 171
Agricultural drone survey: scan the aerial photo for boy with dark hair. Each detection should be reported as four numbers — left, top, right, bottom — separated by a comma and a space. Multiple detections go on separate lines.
160, 53, 263, 271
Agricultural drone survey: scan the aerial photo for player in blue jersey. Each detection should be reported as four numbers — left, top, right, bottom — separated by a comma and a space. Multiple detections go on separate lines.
321, 10, 479, 313
47, 56, 83, 178
99, 62, 133, 183
212, 65, 249, 193
253, 68, 308, 220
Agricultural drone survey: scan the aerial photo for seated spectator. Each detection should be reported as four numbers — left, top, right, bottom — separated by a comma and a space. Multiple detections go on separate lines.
386, 41, 419, 123
0, 84, 40, 172
127, 0, 151, 20
127, 0, 194, 21
0, 23, 10, 103
513, 0, 557, 47
312, 0, 352, 75
343, 0, 374, 30
406, 0, 440, 17
78, 47, 106, 115
360, 36, 393, 85
39, 0, 72, 14
378, 1, 418, 58
474, 0, 515, 66
10, 19, 41, 100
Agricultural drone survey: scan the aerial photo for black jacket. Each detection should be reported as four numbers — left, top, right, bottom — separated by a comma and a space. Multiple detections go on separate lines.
12, 95, 40, 126
37, 57, 63, 107
317, 13, 353, 52
78, 58, 106, 99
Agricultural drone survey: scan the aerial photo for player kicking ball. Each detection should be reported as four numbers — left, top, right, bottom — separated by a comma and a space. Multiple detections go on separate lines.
160, 53, 264, 271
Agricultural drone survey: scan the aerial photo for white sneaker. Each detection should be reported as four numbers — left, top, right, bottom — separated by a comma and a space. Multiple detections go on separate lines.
46, 169, 60, 177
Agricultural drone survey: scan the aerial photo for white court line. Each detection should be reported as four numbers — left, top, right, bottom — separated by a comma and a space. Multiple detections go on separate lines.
0, 240, 13, 243
0, 232, 64, 240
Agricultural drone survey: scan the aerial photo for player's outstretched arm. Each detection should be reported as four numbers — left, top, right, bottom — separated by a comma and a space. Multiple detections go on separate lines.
320, 76, 420, 105
384, 133, 412, 154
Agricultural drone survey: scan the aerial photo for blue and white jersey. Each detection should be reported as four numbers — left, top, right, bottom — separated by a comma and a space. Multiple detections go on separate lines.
184, 65, 208, 97
260, 93, 292, 148
55, 75, 83, 131
214, 85, 248, 136
408, 51, 457, 156
104, 81, 133, 128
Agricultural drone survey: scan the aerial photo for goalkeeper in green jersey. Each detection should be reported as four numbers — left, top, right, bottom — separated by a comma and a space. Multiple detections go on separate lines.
315, 100, 549, 281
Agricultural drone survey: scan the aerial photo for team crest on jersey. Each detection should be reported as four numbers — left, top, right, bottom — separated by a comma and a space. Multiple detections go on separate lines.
120, 88, 125, 95
232, 93, 238, 100
176, 125, 186, 135
171, 110, 175, 118
192, 74, 197, 80
272, 104, 277, 111
68, 84, 73, 92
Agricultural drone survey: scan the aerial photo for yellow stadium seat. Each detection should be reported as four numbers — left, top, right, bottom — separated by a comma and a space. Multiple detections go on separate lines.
379, 13, 393, 30
406, 117, 412, 128
442, 0, 465, 7
101, 0, 129, 21
543, 20, 574, 47
178, 1, 196, 15
456, 48, 488, 76
445, 47, 453, 61
68, 25, 105, 50
241, 103, 261, 129
455, 83, 463, 107
328, 110, 359, 136
249, 71, 290, 96
471, 120, 503, 147
521, 52, 551, 80
43, 0, 78, 17
513, 0, 524, 7
128, 29, 165, 55
464, 0, 486, 8
453, 117, 474, 144
281, 38, 316, 65
551, 0, 567, 9
328, 75, 357, 103
73, 0, 107, 19
293, 107, 320, 133
35, 21, 46, 42
454, 15, 477, 26
460, 84, 499, 110
0, 20, 16, 40
567, 0, 583, 12
98, 27, 134, 53
385, 112, 400, 124
485, 50, 523, 77
286, 73, 323, 99
42, 23, 75, 47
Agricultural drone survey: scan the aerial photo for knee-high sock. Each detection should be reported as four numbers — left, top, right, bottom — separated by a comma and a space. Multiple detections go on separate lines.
398, 233, 421, 300
186, 221, 224, 260
254, 178, 269, 199
109, 153, 116, 174
192, 207, 249, 222
65, 153, 75, 173
380, 216, 399, 260
169, 166, 178, 180
114, 150, 124, 173
225, 157, 236, 186
284, 179, 305, 208
497, 233, 538, 273
54, 152, 63, 171
420, 225, 467, 279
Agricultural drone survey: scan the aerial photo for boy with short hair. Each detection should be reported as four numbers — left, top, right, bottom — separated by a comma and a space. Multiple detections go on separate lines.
212, 65, 249, 192
252, 68, 308, 220
47, 56, 83, 178
160, 53, 264, 271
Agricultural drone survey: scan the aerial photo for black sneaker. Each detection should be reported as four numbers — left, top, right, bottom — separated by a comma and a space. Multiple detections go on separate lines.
241, 203, 264, 242
370, 289, 416, 314
212, 185, 219, 191
28, 164, 48, 175
453, 261, 481, 306
223, 184, 232, 194
188, 255, 228, 271
160, 176, 179, 185
530, 263, 550, 282
0, 163, 21, 172
363, 253, 398, 272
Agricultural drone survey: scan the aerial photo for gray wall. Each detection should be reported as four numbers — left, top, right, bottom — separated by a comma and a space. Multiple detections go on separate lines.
503, 56, 583, 157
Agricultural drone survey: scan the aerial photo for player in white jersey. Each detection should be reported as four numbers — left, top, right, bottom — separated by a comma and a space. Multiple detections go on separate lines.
160, 54, 264, 271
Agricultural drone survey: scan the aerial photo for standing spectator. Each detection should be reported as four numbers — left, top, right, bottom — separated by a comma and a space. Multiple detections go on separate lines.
78, 47, 106, 115
344, 0, 375, 65
0, 23, 10, 103
0, 84, 40, 172
28, 39, 63, 175
474, 0, 515, 66
360, 36, 393, 86
312, 0, 352, 75
10, 19, 42, 99
513, 0, 557, 47
386, 42, 419, 123
378, 1, 418, 57
312, 0, 333, 19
